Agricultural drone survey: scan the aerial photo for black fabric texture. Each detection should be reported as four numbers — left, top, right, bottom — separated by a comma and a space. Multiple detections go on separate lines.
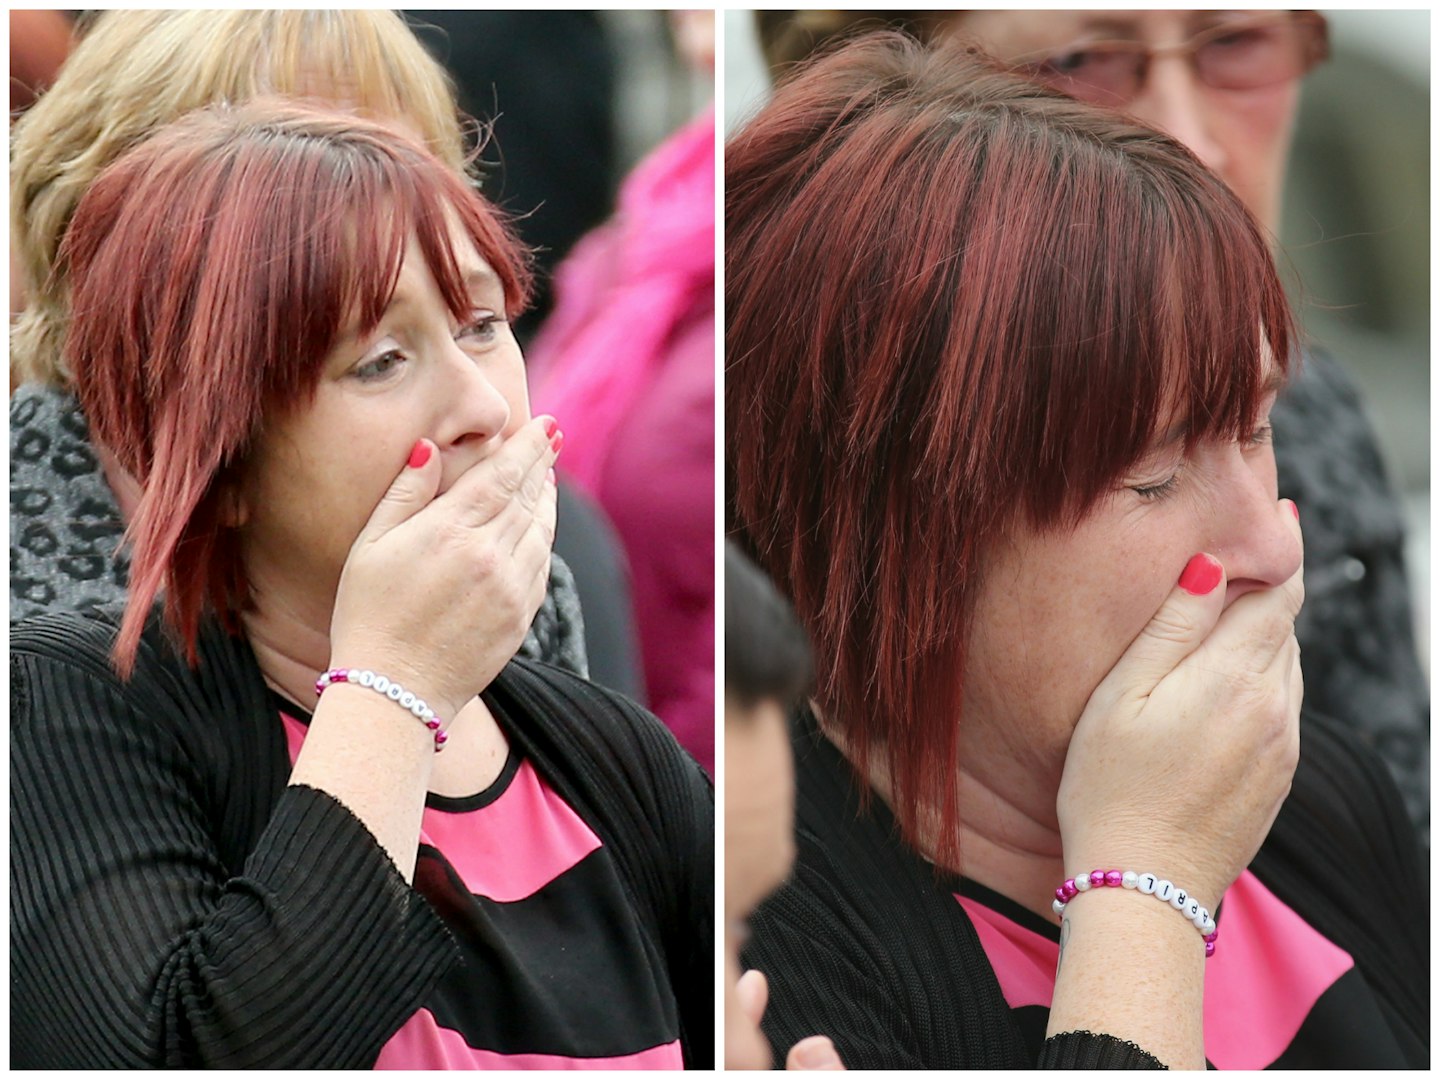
11, 606, 713, 1068
742, 704, 1428, 1069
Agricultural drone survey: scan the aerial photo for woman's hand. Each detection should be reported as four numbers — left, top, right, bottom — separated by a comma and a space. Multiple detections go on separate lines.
328, 417, 561, 720
1057, 499, 1304, 912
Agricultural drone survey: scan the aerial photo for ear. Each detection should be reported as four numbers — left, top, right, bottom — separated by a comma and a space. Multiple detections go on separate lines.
217, 481, 250, 528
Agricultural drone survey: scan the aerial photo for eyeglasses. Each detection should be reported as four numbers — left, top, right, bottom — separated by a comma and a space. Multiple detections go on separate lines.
1009, 11, 1330, 108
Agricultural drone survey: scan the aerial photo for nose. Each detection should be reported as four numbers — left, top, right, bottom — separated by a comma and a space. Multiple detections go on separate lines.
1204, 448, 1301, 606
436, 340, 511, 453
1129, 56, 1230, 181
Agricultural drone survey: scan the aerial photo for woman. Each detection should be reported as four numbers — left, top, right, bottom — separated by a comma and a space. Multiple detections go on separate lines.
9, 10, 585, 677
726, 35, 1425, 1069
11, 103, 712, 1069
750, 7, 1430, 848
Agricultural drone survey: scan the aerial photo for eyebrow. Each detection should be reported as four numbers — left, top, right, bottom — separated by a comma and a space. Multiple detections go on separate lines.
384, 264, 502, 314
1156, 368, 1286, 447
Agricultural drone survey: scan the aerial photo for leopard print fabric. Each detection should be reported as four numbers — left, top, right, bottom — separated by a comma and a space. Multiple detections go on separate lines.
9, 384, 588, 677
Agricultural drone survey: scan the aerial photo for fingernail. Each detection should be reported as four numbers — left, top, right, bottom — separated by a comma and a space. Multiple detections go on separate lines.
1178, 553, 1222, 595
1288, 499, 1299, 521
407, 440, 432, 469
551, 429, 565, 454
547, 467, 557, 486
541, 416, 558, 439
793, 1038, 842, 1070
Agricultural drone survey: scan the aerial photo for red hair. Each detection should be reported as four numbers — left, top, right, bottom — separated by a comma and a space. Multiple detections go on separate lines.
725, 34, 1295, 864
60, 102, 532, 676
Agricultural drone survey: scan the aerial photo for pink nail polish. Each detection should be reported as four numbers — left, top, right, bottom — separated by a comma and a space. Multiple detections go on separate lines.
551, 430, 565, 455
1178, 553, 1222, 595
408, 441, 431, 469
542, 416, 558, 439
1288, 500, 1299, 521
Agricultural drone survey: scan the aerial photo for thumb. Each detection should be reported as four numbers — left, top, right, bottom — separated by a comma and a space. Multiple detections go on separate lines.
358, 438, 442, 541
787, 1035, 845, 1071
1094, 552, 1227, 705
735, 968, 768, 1026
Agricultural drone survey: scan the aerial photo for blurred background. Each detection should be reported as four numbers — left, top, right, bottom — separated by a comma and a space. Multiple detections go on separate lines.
725, 8, 1430, 674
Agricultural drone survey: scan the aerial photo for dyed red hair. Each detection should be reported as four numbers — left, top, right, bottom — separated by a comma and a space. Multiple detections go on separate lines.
60, 102, 532, 676
725, 34, 1296, 864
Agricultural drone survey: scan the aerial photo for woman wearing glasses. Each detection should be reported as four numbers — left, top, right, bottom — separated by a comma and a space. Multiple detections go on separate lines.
753, 9, 1429, 849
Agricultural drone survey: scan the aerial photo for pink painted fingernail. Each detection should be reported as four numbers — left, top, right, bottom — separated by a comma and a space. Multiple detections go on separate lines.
407, 440, 432, 469
1288, 500, 1299, 521
541, 416, 558, 439
551, 429, 564, 454
1178, 553, 1222, 595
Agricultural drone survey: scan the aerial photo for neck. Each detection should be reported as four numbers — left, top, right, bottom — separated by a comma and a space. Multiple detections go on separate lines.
239, 579, 335, 711
95, 438, 144, 524
826, 706, 1069, 923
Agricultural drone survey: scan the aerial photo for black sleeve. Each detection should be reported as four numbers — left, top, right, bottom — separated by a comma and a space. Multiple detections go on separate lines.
1250, 708, 1428, 1057
11, 650, 459, 1068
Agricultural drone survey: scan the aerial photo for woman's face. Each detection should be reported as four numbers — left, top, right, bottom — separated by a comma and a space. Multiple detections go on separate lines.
953, 10, 1303, 233
957, 382, 1300, 799
237, 215, 529, 623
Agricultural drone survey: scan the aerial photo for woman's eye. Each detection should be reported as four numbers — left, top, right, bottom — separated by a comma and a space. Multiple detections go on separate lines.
1131, 473, 1180, 502
1245, 421, 1274, 447
353, 350, 406, 383
458, 312, 503, 346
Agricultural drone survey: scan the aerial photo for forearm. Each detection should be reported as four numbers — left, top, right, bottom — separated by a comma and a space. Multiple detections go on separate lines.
287, 681, 437, 882
1047, 888, 1206, 1069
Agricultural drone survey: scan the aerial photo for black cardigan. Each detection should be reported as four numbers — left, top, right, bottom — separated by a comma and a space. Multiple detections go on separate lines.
744, 705, 1427, 1069
11, 608, 714, 1068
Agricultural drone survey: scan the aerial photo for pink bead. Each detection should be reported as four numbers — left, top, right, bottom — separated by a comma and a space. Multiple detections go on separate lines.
1104, 870, 1123, 887
1054, 887, 1068, 903
1205, 941, 1216, 958
1089, 870, 1106, 887
335, 668, 349, 681
1203, 931, 1218, 943
1061, 879, 1078, 900
434, 731, 449, 747
425, 717, 441, 730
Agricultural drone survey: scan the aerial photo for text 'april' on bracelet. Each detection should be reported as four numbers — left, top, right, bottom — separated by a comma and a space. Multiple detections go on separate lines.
1052, 869, 1219, 957
314, 668, 449, 752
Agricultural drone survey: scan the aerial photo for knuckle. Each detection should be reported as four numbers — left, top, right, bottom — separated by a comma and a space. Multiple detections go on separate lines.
1144, 603, 1200, 644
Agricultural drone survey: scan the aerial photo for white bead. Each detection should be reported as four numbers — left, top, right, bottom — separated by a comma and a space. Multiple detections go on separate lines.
1184, 897, 1201, 920
1154, 880, 1175, 902
1121, 871, 1138, 889
358, 669, 375, 687
410, 700, 427, 718
386, 683, 404, 701
1052, 899, 1066, 917
400, 691, 416, 709
421, 707, 435, 721
373, 675, 391, 694
1169, 888, 1188, 910
1136, 873, 1158, 894
1074, 874, 1091, 892
1201, 916, 1216, 935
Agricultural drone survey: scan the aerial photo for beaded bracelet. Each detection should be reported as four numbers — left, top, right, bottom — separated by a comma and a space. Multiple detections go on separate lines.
314, 668, 449, 752
1052, 869, 1219, 957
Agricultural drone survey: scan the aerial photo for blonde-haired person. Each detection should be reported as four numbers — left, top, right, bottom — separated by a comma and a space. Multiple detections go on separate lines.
10, 9, 585, 676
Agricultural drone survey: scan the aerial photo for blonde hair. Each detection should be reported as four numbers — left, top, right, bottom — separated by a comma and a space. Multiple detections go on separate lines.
11, 9, 466, 387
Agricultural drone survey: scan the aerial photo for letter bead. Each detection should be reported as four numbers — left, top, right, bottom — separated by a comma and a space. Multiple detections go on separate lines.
1184, 898, 1201, 921
358, 669, 375, 687
1169, 888, 1188, 910
1137, 873, 1158, 895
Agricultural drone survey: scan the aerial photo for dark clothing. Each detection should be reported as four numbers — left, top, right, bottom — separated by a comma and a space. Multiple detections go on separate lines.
11, 607, 713, 1068
1271, 348, 1430, 849
743, 705, 1427, 1069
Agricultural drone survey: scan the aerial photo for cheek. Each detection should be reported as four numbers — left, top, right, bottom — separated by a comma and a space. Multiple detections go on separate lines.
497, 350, 532, 437
1215, 85, 1297, 203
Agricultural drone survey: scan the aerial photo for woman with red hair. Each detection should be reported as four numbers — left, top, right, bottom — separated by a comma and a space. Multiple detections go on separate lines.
11, 103, 711, 1069
727, 34, 1425, 1069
